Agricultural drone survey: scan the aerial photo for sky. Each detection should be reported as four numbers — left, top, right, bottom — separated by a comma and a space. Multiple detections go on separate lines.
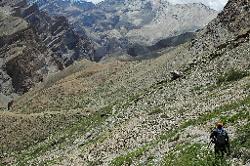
85, 0, 228, 11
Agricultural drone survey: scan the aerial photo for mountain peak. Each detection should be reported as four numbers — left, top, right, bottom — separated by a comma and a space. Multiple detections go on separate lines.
33, 0, 217, 59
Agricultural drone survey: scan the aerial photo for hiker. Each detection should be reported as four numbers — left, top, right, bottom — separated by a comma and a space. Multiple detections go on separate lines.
210, 122, 230, 156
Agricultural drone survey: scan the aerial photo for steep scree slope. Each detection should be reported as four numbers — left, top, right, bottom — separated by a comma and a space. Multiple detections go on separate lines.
0, 0, 250, 165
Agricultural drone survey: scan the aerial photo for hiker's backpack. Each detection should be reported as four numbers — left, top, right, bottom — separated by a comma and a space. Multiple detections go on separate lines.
215, 129, 228, 145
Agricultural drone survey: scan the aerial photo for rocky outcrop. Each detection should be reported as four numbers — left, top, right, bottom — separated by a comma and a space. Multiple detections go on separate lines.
192, 0, 250, 54
18, 2, 95, 65
0, 0, 95, 96
0, 12, 59, 95
2, 29, 55, 94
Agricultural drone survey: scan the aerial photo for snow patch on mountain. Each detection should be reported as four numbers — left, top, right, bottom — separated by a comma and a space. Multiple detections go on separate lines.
167, 0, 228, 10
86, 0, 228, 10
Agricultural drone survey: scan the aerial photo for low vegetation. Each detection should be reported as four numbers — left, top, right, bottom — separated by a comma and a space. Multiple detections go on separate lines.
162, 143, 230, 166
231, 122, 250, 164
217, 68, 249, 84
1, 14, 249, 165
109, 95, 250, 165
111, 146, 148, 166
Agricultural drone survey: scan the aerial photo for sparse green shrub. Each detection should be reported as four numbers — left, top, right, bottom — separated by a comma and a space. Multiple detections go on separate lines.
162, 144, 230, 166
182, 96, 250, 128
191, 85, 202, 92
231, 122, 250, 164
111, 146, 147, 166
14, 104, 114, 164
160, 114, 171, 119
246, 83, 250, 90
217, 68, 249, 84
146, 155, 155, 163
148, 108, 163, 115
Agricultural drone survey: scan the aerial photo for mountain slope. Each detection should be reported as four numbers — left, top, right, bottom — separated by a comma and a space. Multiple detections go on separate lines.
0, 0, 95, 97
192, 0, 249, 52
29, 0, 218, 59
0, 9, 59, 96
1, 0, 249, 165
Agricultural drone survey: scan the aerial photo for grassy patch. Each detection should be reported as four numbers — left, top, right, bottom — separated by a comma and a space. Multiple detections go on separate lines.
162, 143, 230, 166
231, 121, 250, 163
110, 146, 148, 166
182, 96, 250, 128
159, 130, 179, 142
161, 97, 250, 166
14, 104, 114, 165
221, 108, 249, 125
146, 155, 155, 165
110, 124, 182, 166
246, 82, 250, 89
217, 68, 249, 84
111, 95, 250, 166
148, 108, 163, 115
190, 85, 203, 93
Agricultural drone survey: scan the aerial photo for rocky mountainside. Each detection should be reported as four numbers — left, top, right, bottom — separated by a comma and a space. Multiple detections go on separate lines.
0, 0, 249, 165
0, 2, 58, 97
29, 0, 218, 60
18, 1, 95, 64
192, 0, 250, 53
0, 0, 95, 99
127, 32, 195, 58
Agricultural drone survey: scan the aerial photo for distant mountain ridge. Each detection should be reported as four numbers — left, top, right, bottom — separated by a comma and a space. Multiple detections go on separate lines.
28, 0, 95, 10
28, 0, 218, 60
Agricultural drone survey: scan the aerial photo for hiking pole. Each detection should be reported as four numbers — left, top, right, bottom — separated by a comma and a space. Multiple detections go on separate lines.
208, 140, 212, 149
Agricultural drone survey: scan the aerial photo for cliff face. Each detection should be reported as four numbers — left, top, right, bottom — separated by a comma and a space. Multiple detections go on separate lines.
0, 8, 57, 95
18, 2, 95, 64
28, 0, 218, 60
0, 0, 95, 96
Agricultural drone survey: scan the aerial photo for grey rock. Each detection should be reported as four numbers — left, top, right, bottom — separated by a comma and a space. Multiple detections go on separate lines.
0, 0, 95, 96
28, 0, 218, 59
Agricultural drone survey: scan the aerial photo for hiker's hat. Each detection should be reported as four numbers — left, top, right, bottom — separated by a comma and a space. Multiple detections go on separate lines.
216, 122, 223, 128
